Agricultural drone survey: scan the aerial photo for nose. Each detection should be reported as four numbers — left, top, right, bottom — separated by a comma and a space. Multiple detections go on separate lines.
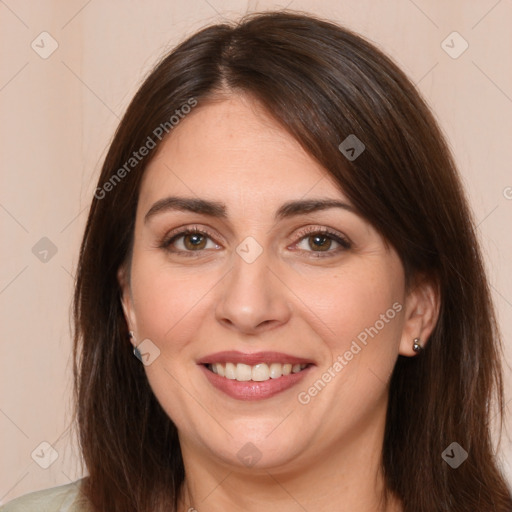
215, 251, 292, 335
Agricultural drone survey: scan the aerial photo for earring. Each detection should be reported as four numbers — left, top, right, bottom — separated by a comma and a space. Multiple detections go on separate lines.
413, 337, 423, 353
129, 331, 143, 362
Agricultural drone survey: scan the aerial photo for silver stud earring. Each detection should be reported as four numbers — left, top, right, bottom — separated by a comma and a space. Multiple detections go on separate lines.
413, 337, 423, 353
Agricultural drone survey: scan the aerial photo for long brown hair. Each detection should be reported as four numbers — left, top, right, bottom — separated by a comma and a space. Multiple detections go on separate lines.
73, 11, 512, 511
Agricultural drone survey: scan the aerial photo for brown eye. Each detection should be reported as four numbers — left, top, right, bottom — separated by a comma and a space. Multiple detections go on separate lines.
293, 228, 351, 257
160, 228, 221, 254
308, 234, 332, 252
183, 233, 207, 250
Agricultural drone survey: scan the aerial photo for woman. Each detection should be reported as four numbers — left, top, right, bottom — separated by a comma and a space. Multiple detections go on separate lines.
3, 10, 511, 512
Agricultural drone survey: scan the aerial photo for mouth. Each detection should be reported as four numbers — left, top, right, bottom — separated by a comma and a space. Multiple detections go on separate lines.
205, 362, 310, 381
198, 351, 314, 401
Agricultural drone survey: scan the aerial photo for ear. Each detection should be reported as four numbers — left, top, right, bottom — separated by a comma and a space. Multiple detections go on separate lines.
399, 275, 440, 357
117, 264, 138, 346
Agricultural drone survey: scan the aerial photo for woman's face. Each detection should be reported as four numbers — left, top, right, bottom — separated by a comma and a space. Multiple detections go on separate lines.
120, 94, 428, 472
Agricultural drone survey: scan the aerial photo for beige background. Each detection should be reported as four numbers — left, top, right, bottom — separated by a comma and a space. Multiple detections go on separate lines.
1, 0, 511, 502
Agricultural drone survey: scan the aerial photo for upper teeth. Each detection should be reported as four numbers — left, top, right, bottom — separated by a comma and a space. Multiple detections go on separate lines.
208, 362, 308, 381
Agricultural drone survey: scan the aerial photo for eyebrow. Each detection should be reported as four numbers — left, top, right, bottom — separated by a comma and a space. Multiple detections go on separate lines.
144, 196, 356, 224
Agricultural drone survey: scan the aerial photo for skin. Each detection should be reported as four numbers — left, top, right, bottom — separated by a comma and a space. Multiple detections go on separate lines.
119, 94, 438, 512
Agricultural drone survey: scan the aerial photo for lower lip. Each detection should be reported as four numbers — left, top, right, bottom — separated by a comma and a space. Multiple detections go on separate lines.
200, 365, 312, 401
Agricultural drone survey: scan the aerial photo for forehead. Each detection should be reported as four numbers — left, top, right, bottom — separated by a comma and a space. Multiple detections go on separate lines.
138, 95, 349, 213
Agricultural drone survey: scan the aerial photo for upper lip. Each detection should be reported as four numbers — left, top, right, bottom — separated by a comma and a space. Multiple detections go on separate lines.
197, 351, 314, 366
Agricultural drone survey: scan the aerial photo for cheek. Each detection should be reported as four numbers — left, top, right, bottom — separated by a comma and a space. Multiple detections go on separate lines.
129, 256, 213, 345
295, 263, 405, 418
291, 261, 404, 353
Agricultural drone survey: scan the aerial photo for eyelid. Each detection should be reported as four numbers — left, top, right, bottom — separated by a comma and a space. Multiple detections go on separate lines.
159, 224, 223, 249
158, 224, 352, 256
289, 225, 351, 246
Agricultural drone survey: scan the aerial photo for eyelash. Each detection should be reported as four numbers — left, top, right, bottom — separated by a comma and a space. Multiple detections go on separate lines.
159, 225, 220, 258
292, 226, 352, 257
158, 225, 352, 258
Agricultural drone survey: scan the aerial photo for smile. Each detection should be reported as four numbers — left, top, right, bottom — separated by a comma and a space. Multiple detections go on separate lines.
206, 362, 309, 382
198, 351, 314, 401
